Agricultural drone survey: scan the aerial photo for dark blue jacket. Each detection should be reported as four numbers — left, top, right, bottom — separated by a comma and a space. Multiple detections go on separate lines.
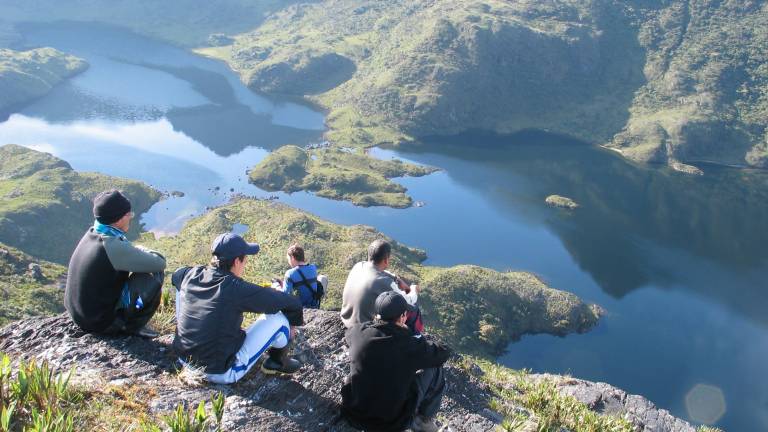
172, 266, 303, 374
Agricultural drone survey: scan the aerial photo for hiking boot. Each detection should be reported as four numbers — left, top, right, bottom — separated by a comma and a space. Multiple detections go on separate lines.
261, 347, 301, 375
412, 415, 439, 432
128, 325, 159, 339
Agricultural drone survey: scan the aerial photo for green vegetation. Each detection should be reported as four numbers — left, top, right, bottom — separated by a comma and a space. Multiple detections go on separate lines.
144, 198, 600, 356
419, 266, 600, 355
144, 392, 224, 432
249, 145, 436, 208
198, 0, 767, 169
0, 351, 227, 432
461, 357, 635, 431
0, 48, 87, 113
545, 195, 579, 210
0, 354, 81, 432
0, 145, 163, 264
0, 242, 65, 327
462, 358, 722, 432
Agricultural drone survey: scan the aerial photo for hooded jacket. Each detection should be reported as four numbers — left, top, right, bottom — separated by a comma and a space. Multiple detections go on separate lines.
172, 266, 304, 374
341, 321, 451, 431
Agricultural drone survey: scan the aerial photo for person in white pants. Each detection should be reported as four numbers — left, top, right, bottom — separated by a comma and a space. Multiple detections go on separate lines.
172, 233, 304, 383
176, 291, 294, 383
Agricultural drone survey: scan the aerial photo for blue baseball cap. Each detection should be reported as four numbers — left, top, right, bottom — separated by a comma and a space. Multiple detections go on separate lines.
210, 233, 260, 259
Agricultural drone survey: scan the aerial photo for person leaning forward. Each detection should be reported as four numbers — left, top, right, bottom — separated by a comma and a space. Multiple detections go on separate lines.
340, 239, 419, 329
342, 291, 450, 432
65, 190, 166, 338
172, 233, 304, 384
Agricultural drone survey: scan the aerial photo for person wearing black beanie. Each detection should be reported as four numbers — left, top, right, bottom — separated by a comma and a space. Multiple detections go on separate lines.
64, 189, 167, 338
93, 190, 132, 225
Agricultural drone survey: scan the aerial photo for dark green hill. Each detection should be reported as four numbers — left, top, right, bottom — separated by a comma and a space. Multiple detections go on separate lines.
0, 145, 162, 264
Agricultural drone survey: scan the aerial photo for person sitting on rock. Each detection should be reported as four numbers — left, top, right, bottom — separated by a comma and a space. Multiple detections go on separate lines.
340, 239, 423, 332
65, 190, 166, 338
278, 244, 327, 309
342, 290, 450, 432
172, 233, 304, 384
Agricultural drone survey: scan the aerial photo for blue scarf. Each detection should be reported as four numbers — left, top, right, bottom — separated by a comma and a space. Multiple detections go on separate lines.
94, 220, 132, 308
93, 220, 127, 241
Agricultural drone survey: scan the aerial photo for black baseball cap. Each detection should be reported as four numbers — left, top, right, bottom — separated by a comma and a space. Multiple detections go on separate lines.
210, 233, 260, 259
375, 290, 415, 321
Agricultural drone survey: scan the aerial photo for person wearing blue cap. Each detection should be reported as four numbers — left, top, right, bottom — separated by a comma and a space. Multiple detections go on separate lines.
342, 290, 450, 432
171, 232, 304, 383
65, 190, 166, 338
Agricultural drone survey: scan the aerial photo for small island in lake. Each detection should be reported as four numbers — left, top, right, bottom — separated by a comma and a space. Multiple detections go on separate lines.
545, 194, 579, 209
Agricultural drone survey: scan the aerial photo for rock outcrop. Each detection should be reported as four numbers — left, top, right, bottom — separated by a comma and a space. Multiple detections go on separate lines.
0, 310, 701, 431
0, 311, 498, 431
529, 375, 697, 432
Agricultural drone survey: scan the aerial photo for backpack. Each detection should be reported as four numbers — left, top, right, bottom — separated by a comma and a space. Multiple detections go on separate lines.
294, 267, 324, 309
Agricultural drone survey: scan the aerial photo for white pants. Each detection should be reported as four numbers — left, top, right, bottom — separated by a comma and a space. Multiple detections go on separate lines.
176, 291, 290, 384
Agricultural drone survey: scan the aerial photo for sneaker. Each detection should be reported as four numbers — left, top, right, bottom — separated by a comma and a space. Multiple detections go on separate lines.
129, 325, 159, 339
412, 415, 439, 432
261, 357, 301, 375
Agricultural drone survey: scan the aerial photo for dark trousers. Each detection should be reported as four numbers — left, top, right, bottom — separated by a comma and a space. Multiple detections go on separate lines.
103, 272, 163, 334
413, 366, 446, 419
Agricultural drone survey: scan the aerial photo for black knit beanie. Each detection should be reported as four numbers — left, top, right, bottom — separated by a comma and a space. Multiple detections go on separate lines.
93, 190, 131, 224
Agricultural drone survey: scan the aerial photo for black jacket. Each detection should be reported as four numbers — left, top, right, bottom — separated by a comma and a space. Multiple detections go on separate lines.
65, 228, 166, 332
341, 321, 451, 432
172, 266, 304, 374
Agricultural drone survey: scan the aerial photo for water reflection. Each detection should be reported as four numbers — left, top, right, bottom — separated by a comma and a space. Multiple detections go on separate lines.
14, 21, 324, 157
390, 133, 768, 326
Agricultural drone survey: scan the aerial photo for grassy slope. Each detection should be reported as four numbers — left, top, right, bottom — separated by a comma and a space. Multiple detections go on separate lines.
144, 198, 601, 356
0, 47, 87, 112
249, 145, 436, 207
611, 1, 768, 167
0, 145, 163, 264
201, 0, 767, 169
0, 242, 65, 326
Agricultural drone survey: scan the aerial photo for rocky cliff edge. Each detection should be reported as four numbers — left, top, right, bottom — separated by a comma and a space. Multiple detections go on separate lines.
0, 310, 702, 431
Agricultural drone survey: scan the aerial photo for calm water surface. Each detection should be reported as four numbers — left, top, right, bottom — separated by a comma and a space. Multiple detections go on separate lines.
1, 23, 767, 430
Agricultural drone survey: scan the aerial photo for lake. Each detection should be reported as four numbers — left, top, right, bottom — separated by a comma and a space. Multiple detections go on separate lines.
1, 22, 767, 431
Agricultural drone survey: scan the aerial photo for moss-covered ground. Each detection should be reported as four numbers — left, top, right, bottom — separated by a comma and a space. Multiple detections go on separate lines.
249, 145, 436, 208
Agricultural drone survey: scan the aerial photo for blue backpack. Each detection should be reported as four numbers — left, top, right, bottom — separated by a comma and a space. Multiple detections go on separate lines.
293, 267, 325, 309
